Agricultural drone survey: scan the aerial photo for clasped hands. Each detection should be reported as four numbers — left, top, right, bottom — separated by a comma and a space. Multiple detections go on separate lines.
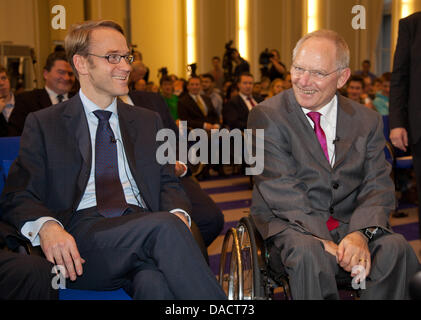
315, 231, 371, 281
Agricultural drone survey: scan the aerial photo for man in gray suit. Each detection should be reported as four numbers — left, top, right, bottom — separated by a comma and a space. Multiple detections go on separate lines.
248, 29, 419, 299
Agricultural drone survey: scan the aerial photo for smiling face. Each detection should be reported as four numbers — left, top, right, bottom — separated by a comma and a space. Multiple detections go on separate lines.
291, 37, 350, 111
43, 60, 75, 95
74, 27, 132, 108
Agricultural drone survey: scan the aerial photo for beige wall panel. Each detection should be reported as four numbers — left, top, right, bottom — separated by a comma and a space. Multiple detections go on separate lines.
86, 0, 127, 33
130, 0, 185, 82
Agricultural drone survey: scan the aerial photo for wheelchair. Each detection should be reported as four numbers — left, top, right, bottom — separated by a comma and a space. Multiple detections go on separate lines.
219, 215, 359, 300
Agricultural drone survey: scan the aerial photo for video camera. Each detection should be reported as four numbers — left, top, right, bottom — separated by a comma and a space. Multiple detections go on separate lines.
222, 40, 236, 82
259, 48, 274, 78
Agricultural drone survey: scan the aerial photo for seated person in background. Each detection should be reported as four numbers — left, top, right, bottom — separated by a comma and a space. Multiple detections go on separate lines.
208, 56, 225, 91
266, 78, 284, 99
282, 72, 292, 90
8, 51, 75, 136
372, 77, 383, 95
0, 20, 226, 300
259, 76, 271, 99
232, 49, 250, 80
354, 59, 377, 82
248, 29, 419, 300
128, 60, 147, 91
145, 81, 159, 93
373, 72, 391, 116
223, 72, 263, 131
200, 73, 223, 123
159, 75, 179, 123
345, 75, 375, 110
0, 66, 15, 137
178, 76, 220, 130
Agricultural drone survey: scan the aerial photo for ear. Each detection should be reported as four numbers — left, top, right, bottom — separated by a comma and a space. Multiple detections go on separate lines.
73, 54, 88, 76
337, 68, 351, 89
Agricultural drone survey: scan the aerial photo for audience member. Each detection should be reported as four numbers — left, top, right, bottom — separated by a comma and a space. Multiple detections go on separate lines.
0, 66, 15, 137
345, 75, 375, 110
248, 29, 419, 299
259, 76, 271, 99
266, 78, 284, 99
132, 49, 150, 82
159, 75, 179, 122
128, 60, 147, 91
282, 72, 292, 90
232, 49, 250, 80
0, 20, 226, 300
7, 51, 75, 136
373, 72, 391, 116
223, 72, 263, 131
208, 56, 224, 90
178, 76, 220, 130
200, 73, 223, 122
252, 82, 262, 97
267, 49, 287, 81
354, 59, 377, 82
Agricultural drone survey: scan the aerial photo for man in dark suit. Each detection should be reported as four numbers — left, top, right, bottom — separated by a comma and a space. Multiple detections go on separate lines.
0, 20, 225, 299
178, 76, 220, 130
7, 51, 75, 136
223, 72, 263, 130
390, 12, 421, 238
248, 29, 419, 299
0, 66, 14, 137
124, 90, 224, 247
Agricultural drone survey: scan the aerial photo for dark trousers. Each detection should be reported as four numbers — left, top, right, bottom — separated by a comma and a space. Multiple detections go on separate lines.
66, 207, 226, 300
0, 249, 58, 300
269, 223, 420, 299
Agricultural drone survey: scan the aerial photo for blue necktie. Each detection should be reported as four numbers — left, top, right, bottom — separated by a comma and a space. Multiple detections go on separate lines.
93, 110, 128, 217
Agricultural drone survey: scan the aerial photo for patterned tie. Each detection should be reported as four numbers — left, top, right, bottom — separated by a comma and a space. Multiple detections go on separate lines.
307, 111, 339, 231
93, 110, 128, 217
196, 95, 207, 116
57, 94, 64, 103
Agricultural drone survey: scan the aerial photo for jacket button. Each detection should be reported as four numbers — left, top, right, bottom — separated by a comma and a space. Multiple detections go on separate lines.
332, 182, 339, 189
329, 207, 334, 214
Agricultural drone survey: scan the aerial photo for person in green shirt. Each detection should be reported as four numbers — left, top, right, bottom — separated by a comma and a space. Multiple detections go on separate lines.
373, 72, 391, 116
160, 75, 179, 123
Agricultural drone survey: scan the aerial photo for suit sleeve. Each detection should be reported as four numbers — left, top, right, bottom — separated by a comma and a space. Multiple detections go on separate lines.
348, 114, 395, 233
1, 113, 57, 231
390, 18, 410, 130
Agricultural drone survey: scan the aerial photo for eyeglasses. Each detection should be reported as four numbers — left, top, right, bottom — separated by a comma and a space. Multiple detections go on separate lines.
88, 53, 134, 65
292, 65, 341, 80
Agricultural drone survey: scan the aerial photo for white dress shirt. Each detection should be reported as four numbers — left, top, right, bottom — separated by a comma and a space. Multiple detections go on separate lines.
301, 95, 338, 166
239, 92, 258, 111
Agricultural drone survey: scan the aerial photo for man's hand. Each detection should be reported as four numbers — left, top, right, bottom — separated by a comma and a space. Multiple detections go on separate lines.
173, 211, 191, 230
39, 220, 85, 281
337, 231, 371, 277
390, 127, 408, 152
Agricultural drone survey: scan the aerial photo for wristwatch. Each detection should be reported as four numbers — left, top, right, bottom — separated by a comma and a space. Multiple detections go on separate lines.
362, 227, 379, 241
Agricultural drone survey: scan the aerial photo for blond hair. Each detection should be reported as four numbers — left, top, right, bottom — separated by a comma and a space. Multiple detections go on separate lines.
65, 20, 126, 78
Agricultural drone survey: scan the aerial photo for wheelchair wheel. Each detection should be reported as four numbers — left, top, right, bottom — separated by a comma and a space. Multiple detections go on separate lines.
236, 216, 266, 299
218, 227, 243, 299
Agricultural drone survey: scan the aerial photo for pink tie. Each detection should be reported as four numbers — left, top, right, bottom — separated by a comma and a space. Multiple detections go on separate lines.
307, 111, 339, 231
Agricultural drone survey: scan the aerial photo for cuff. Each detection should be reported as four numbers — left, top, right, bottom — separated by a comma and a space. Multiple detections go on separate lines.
21, 217, 63, 246
170, 209, 191, 227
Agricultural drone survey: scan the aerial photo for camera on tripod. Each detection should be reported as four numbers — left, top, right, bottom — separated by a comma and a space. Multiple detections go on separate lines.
259, 48, 274, 78
222, 40, 236, 82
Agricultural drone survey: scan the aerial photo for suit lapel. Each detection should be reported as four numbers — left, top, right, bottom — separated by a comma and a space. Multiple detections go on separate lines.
285, 91, 332, 171
333, 95, 355, 169
62, 94, 92, 208
117, 101, 153, 210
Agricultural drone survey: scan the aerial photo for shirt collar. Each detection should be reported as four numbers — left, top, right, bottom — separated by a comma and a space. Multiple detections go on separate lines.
79, 89, 117, 116
301, 95, 337, 124
45, 86, 68, 100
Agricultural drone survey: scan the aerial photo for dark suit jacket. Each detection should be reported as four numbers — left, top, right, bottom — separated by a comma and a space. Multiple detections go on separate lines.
390, 12, 421, 145
0, 94, 191, 231
177, 94, 219, 129
223, 94, 263, 130
248, 90, 395, 241
0, 114, 7, 137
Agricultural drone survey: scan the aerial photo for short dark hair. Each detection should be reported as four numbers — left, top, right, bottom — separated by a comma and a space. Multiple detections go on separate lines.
0, 65, 8, 76
239, 72, 253, 81
188, 75, 201, 83
348, 75, 364, 88
201, 73, 214, 82
160, 75, 173, 86
44, 51, 69, 72
381, 72, 392, 82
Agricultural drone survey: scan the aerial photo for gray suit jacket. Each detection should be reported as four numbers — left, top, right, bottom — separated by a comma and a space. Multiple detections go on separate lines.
247, 89, 395, 241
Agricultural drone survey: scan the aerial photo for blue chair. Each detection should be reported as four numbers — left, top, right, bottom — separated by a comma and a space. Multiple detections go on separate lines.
382, 116, 414, 217
0, 137, 132, 300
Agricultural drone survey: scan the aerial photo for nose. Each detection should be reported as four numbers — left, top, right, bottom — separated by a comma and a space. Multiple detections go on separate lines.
298, 70, 311, 86
119, 57, 132, 72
